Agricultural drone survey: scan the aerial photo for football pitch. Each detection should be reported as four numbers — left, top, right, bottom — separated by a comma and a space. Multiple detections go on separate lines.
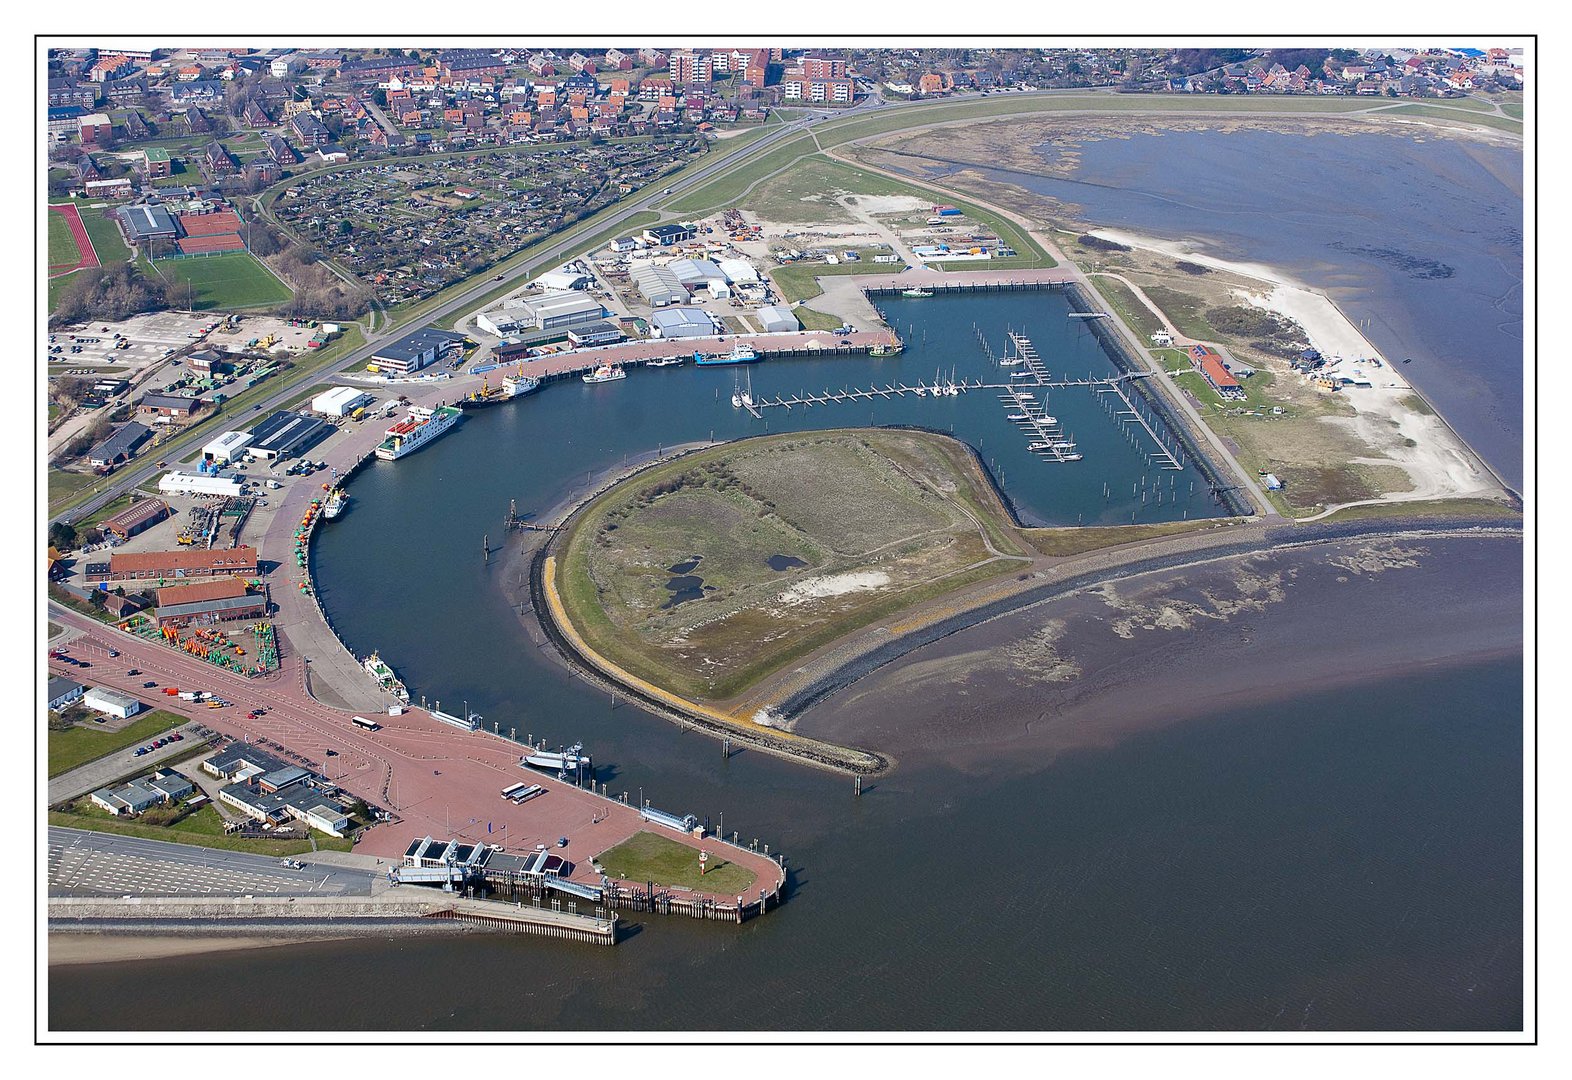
151, 250, 293, 310
48, 212, 80, 268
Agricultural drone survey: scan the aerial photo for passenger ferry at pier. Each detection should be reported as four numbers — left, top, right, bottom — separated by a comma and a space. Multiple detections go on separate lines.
647, 355, 686, 368
695, 342, 759, 366
582, 363, 627, 384
363, 651, 410, 703
375, 405, 463, 461
521, 743, 592, 775
322, 488, 348, 519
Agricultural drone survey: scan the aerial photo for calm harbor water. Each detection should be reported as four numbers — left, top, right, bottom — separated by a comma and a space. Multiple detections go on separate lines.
52, 229, 1523, 1030
982, 128, 1524, 489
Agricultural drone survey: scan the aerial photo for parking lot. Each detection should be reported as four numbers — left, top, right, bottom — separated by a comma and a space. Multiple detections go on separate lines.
49, 310, 223, 373
48, 827, 376, 898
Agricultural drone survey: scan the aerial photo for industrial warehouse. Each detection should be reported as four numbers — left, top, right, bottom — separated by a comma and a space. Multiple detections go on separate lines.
86, 545, 259, 583
368, 327, 467, 375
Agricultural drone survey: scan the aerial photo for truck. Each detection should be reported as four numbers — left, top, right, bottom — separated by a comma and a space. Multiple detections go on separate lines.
178, 690, 206, 702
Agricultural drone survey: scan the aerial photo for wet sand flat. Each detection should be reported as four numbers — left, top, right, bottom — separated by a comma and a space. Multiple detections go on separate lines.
802, 535, 1522, 773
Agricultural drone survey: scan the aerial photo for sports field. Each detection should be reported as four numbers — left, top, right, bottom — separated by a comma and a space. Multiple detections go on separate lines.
151, 250, 293, 310
48, 204, 99, 276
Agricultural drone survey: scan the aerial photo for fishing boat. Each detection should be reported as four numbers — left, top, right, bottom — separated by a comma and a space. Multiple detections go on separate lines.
375, 405, 462, 461
695, 342, 759, 366
869, 339, 903, 357
582, 363, 626, 384
901, 288, 934, 299
648, 356, 686, 368
363, 651, 410, 703
322, 488, 348, 519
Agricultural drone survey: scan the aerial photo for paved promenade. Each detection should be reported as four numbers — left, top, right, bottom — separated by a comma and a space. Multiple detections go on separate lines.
47, 609, 785, 907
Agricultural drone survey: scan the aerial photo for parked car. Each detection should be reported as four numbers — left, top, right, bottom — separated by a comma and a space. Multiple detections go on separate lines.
126, 669, 140, 676
143, 681, 157, 688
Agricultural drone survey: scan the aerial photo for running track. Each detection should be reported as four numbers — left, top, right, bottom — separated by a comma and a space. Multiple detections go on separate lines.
49, 203, 100, 277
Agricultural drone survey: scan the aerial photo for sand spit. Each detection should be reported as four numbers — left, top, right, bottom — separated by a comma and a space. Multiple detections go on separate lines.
1089, 227, 1503, 506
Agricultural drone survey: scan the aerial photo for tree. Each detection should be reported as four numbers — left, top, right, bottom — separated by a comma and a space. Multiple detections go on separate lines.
48, 521, 77, 551
337, 218, 354, 237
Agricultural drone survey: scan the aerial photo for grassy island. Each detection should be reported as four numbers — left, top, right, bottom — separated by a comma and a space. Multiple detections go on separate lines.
553, 429, 1029, 707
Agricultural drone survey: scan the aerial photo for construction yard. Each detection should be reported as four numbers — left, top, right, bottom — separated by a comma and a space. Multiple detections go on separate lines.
555, 429, 1028, 704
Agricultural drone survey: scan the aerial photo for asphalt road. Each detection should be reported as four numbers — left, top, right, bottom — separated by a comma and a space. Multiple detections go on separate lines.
50, 112, 829, 529
47, 825, 378, 898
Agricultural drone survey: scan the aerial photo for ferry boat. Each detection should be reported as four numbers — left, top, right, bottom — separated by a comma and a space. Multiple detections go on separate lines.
322, 488, 348, 520
648, 356, 686, 368
363, 651, 410, 703
695, 342, 759, 366
521, 743, 591, 775
582, 363, 626, 384
901, 288, 934, 299
375, 405, 463, 461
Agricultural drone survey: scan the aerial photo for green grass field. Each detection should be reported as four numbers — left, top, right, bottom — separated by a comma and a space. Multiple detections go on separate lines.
151, 251, 293, 311
595, 831, 758, 893
49, 710, 189, 778
76, 203, 130, 263
1380, 104, 1522, 133
48, 212, 81, 268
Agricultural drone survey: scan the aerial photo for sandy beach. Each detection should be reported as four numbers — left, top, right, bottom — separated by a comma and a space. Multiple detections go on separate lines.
1089, 227, 1505, 508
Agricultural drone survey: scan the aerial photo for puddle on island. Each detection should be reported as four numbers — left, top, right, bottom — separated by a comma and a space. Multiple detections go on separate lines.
767, 554, 807, 572
662, 575, 705, 609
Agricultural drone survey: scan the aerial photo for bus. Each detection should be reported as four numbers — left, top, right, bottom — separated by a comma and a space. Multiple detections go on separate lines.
502, 783, 546, 804
501, 782, 529, 801
351, 715, 381, 731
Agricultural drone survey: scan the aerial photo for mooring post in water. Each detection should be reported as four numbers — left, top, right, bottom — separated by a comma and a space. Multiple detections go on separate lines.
722, 736, 731, 759
482, 533, 489, 562
854, 775, 862, 797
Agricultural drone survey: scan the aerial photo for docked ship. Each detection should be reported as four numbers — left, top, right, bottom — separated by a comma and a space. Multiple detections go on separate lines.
520, 743, 591, 775
648, 356, 685, 368
375, 405, 462, 461
901, 288, 934, 298
502, 372, 540, 399
363, 651, 410, 703
582, 363, 626, 384
695, 342, 759, 366
322, 488, 348, 519
869, 338, 903, 356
